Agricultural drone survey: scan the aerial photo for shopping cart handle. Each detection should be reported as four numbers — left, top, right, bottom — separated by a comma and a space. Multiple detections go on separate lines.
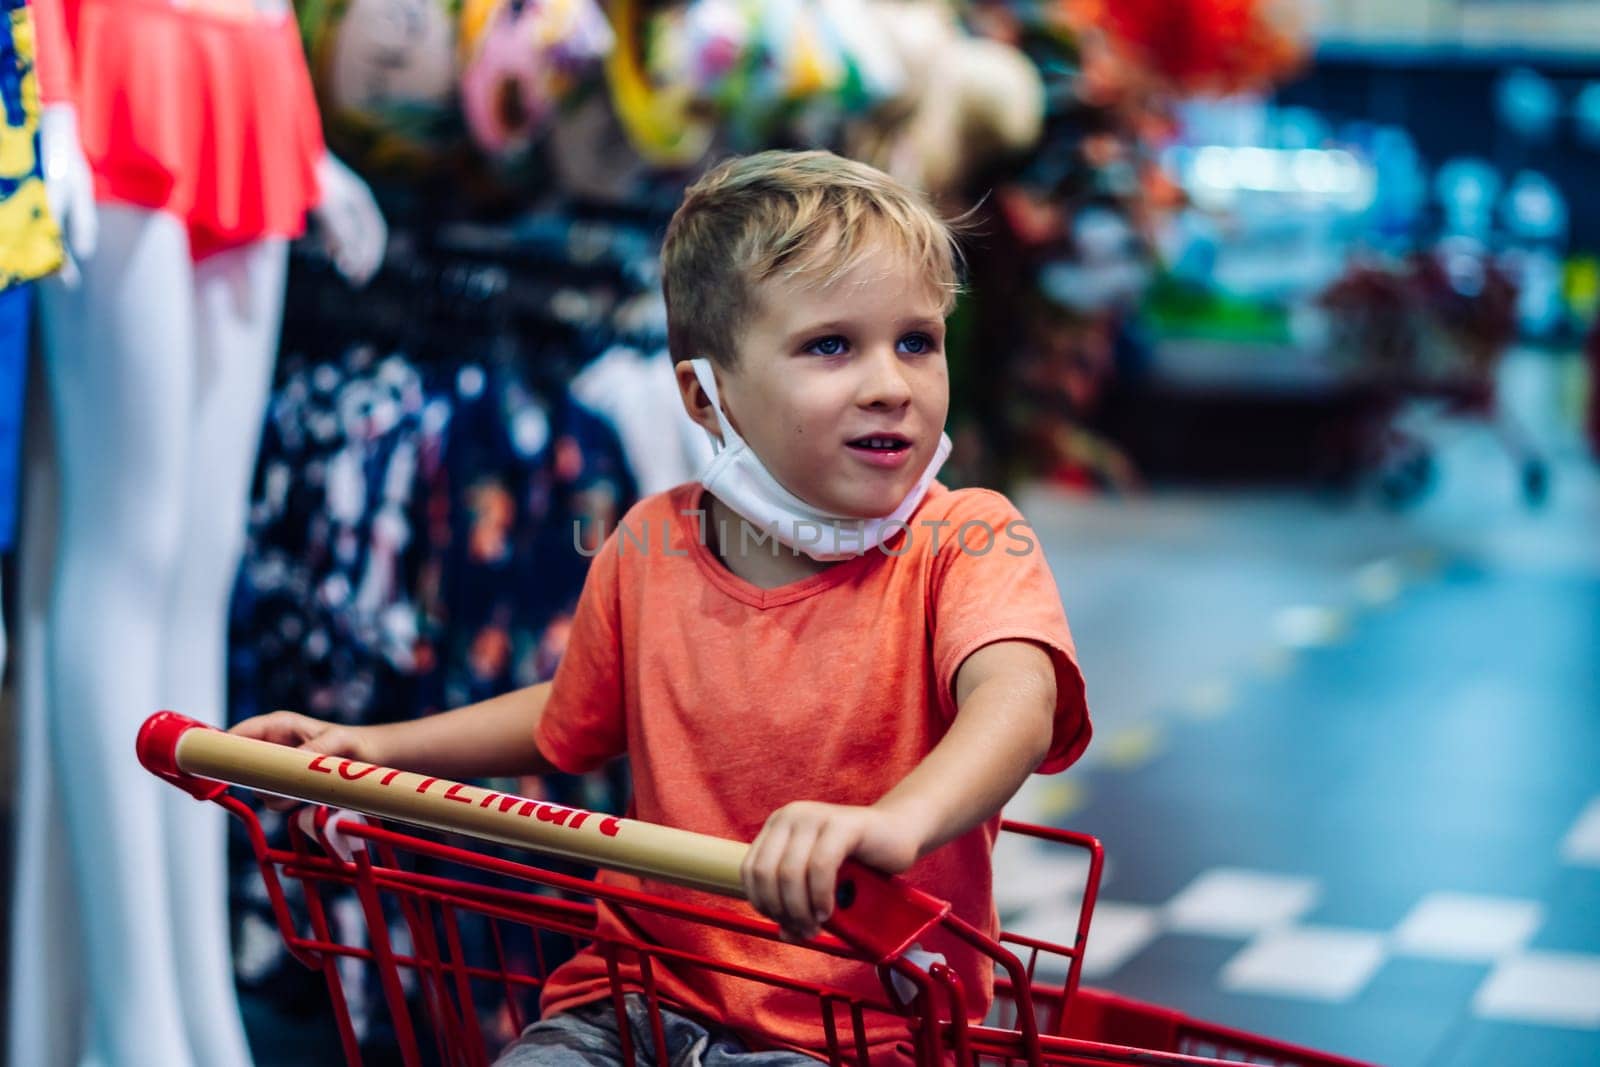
827, 860, 950, 963
137, 712, 949, 962
138, 711, 231, 801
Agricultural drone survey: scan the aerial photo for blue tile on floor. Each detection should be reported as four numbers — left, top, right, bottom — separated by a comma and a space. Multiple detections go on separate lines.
1301, 880, 1428, 932
1101, 941, 1395, 1067
1094, 931, 1248, 1008
1530, 868, 1600, 955
1428, 1018, 1600, 1067
1094, 940, 1483, 1066
1341, 956, 1491, 1064
1353, 955, 1489, 1010
1182, 995, 1433, 1067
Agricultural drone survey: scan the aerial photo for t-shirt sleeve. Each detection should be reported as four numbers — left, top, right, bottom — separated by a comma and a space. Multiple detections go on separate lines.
928, 490, 1091, 774
533, 532, 628, 774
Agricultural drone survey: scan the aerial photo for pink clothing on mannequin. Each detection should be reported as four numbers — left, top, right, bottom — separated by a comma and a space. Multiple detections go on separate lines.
31, 0, 324, 259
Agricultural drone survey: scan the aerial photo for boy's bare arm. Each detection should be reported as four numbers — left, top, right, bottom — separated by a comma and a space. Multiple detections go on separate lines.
877, 639, 1057, 850
230, 682, 559, 784
742, 640, 1057, 940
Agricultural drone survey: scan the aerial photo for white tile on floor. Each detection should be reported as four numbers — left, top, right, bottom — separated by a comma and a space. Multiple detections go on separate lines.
1081, 902, 1163, 979
1560, 797, 1600, 867
1003, 899, 1081, 984
1474, 952, 1600, 1029
1221, 926, 1387, 1003
1393, 892, 1544, 961
1164, 868, 1320, 937
1004, 899, 1159, 981
992, 836, 1097, 917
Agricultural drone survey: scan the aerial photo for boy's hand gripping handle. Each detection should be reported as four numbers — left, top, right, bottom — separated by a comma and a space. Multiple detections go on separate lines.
137, 712, 948, 963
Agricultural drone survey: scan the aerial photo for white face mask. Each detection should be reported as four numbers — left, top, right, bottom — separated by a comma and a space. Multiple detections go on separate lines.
689, 358, 952, 561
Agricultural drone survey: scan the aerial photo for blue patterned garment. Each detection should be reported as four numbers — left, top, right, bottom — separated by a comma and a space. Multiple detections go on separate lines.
226, 334, 637, 1054
226, 213, 666, 1051
227, 345, 440, 728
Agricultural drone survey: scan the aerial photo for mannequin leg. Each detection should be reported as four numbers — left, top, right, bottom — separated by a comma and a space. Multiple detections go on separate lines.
40, 205, 199, 1067
6, 345, 85, 1067
157, 236, 288, 1067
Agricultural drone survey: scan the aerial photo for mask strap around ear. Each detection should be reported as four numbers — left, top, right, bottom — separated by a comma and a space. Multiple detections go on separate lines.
689, 358, 733, 453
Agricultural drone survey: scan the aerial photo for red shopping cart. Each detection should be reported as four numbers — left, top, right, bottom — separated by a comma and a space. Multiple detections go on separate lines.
139, 712, 1374, 1067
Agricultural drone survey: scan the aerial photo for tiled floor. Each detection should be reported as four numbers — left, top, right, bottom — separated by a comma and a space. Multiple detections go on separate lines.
997, 354, 1600, 1065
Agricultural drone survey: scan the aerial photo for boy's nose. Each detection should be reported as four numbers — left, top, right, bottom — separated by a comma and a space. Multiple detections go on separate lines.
857, 348, 913, 409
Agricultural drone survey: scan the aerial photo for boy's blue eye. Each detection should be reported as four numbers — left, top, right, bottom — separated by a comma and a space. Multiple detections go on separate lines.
806, 336, 849, 357
899, 333, 937, 355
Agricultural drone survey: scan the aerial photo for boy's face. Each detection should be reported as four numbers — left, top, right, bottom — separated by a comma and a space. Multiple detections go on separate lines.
680, 237, 951, 518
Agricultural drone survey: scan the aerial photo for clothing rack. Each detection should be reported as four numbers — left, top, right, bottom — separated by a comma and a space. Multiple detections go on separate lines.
284, 210, 668, 386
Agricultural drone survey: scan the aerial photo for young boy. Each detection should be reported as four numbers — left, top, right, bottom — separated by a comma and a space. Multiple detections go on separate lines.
234, 150, 1091, 1064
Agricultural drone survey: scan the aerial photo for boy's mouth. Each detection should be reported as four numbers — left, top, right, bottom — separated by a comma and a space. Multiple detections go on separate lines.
845, 434, 915, 470
846, 435, 912, 453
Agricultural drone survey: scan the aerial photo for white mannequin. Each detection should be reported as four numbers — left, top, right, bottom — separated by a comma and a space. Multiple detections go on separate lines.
7, 94, 386, 1067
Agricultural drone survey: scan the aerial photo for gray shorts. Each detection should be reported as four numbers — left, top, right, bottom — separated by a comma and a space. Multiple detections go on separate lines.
494, 995, 822, 1066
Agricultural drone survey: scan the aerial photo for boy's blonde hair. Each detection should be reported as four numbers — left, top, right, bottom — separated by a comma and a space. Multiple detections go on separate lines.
662, 150, 962, 368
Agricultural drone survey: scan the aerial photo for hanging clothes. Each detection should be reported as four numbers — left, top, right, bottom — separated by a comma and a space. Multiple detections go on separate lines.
412, 358, 635, 716
227, 227, 653, 1042
0, 0, 58, 549
570, 342, 713, 496
226, 344, 441, 728
29, 0, 326, 260
1, 0, 61, 285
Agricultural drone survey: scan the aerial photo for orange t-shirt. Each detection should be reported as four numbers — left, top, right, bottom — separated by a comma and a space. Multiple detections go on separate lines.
534, 483, 1091, 1063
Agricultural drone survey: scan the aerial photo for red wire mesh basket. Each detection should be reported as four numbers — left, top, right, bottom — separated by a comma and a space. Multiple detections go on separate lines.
140, 713, 1374, 1067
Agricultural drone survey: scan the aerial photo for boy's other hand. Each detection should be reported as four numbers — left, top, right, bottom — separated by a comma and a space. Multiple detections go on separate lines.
228, 711, 376, 811
742, 801, 922, 943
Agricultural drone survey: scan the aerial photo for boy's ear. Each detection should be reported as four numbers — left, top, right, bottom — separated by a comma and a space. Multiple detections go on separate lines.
674, 359, 723, 441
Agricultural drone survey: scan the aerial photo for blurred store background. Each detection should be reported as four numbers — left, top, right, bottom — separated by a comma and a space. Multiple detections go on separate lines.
5, 1, 1599, 1064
